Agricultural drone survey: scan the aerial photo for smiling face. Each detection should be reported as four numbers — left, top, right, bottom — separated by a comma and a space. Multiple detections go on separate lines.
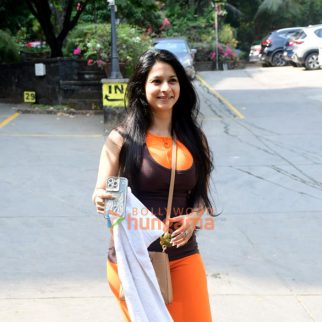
145, 61, 180, 113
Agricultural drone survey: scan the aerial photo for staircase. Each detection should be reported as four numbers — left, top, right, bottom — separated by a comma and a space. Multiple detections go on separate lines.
59, 63, 106, 110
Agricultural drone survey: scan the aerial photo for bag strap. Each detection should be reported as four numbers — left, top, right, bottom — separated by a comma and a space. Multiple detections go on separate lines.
164, 135, 177, 233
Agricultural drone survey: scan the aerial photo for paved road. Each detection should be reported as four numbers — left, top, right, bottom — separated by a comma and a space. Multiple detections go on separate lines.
199, 66, 322, 322
0, 65, 321, 322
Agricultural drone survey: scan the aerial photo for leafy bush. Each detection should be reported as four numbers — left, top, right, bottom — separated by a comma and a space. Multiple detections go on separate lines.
161, 5, 215, 44
0, 30, 20, 63
219, 24, 238, 48
192, 42, 214, 62
210, 44, 239, 64
64, 23, 152, 77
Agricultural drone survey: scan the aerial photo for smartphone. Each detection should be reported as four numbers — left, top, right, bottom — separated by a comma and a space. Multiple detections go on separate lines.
105, 176, 128, 228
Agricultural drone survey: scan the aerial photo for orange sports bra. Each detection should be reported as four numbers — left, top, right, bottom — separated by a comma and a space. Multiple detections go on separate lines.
146, 132, 193, 170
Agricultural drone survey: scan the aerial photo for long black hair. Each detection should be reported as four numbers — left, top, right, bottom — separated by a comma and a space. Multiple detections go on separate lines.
119, 49, 214, 214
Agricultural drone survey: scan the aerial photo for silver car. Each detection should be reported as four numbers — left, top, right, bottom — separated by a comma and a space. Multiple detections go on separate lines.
153, 38, 196, 79
249, 44, 261, 63
287, 24, 322, 70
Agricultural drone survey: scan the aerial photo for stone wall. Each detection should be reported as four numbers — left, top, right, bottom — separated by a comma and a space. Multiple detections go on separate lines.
0, 58, 106, 109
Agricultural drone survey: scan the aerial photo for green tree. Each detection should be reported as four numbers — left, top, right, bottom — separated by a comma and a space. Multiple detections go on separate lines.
162, 0, 211, 15
117, 0, 162, 30
24, 0, 91, 57
80, 0, 162, 31
0, 0, 32, 34
22, 0, 162, 57
298, 0, 322, 25
0, 30, 20, 63
225, 0, 322, 52
256, 0, 299, 15
224, 0, 258, 51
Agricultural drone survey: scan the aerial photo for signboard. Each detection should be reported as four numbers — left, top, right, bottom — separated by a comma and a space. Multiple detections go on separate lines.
102, 82, 127, 107
24, 91, 36, 103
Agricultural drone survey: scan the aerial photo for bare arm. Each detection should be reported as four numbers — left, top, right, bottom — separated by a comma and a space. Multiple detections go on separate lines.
92, 129, 124, 214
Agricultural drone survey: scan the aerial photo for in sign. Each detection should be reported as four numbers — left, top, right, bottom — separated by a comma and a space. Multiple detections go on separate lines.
102, 82, 128, 107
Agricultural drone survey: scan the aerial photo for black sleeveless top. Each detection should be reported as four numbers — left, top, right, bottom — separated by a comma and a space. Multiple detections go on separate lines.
108, 144, 199, 263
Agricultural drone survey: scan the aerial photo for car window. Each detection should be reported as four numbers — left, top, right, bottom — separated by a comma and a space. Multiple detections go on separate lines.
291, 31, 302, 39
297, 31, 307, 39
278, 33, 288, 39
277, 30, 297, 37
154, 42, 188, 54
286, 30, 301, 38
314, 28, 322, 38
277, 30, 287, 36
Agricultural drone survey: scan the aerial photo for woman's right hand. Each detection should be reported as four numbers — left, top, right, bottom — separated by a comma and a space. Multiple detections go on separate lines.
92, 189, 115, 215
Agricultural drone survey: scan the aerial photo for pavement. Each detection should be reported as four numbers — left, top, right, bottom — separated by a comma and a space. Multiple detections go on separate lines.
0, 67, 322, 322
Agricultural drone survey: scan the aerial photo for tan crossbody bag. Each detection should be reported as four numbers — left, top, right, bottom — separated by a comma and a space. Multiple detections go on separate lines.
119, 136, 177, 304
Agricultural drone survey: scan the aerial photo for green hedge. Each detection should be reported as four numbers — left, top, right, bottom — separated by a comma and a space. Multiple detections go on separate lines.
0, 30, 20, 63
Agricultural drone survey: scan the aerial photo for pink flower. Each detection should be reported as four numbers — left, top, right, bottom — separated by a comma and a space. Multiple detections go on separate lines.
73, 47, 81, 55
160, 18, 171, 30
96, 59, 105, 67
87, 59, 94, 65
146, 26, 153, 34
76, 2, 82, 11
225, 47, 232, 54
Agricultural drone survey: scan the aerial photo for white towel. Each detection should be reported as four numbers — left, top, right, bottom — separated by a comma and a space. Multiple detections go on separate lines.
109, 188, 173, 322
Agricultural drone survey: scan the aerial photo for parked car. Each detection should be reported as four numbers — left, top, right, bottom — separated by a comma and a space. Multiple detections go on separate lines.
285, 24, 322, 70
153, 38, 196, 79
260, 27, 303, 67
248, 43, 261, 63
282, 30, 303, 66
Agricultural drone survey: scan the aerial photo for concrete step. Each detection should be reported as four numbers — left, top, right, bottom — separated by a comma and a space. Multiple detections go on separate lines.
77, 70, 106, 81
60, 80, 102, 87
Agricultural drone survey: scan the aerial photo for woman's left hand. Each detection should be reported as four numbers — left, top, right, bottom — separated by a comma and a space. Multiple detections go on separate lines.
168, 215, 195, 248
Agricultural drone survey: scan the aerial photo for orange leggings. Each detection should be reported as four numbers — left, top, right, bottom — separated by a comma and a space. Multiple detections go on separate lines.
107, 253, 212, 322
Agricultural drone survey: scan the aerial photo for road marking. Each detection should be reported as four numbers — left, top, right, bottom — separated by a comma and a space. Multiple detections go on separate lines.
0, 112, 20, 129
196, 74, 245, 119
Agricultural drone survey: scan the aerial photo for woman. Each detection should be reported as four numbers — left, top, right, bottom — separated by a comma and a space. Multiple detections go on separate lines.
92, 49, 214, 322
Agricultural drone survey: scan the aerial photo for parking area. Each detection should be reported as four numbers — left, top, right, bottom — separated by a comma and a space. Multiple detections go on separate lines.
199, 66, 322, 322
1, 65, 322, 321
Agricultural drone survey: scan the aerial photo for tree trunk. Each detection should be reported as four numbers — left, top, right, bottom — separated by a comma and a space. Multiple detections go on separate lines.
24, 0, 89, 58
49, 41, 63, 57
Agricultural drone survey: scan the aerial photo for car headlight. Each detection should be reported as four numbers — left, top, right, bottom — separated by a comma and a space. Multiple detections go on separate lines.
182, 58, 193, 67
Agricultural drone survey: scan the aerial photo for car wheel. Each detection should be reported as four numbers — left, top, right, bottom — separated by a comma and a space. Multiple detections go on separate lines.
305, 52, 320, 70
271, 51, 286, 67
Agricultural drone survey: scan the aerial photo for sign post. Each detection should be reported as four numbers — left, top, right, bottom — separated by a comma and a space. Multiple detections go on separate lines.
102, 78, 128, 123
102, 81, 128, 107
102, 0, 128, 128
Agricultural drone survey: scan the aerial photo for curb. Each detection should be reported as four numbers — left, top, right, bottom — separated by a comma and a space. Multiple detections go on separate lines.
12, 106, 104, 116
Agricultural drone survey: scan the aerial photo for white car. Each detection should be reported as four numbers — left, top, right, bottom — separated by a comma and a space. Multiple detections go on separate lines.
289, 24, 322, 70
